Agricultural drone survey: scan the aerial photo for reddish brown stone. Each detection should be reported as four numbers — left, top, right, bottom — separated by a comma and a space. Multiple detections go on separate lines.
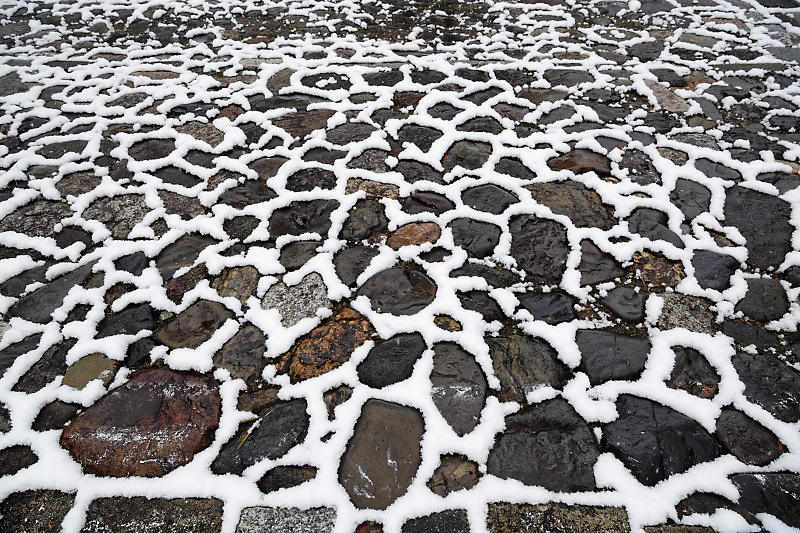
276, 307, 375, 383
60, 368, 221, 477
427, 454, 481, 496
386, 222, 441, 250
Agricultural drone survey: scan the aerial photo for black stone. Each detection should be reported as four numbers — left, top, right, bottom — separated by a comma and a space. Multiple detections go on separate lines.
211, 399, 310, 475
97, 304, 154, 338
450, 263, 522, 289
457, 291, 504, 322
730, 472, 799, 527
735, 278, 789, 322
334, 246, 379, 286
0, 265, 48, 298
487, 398, 599, 491
601, 287, 645, 322
124, 337, 155, 368
671, 179, 711, 221
667, 347, 720, 399
732, 351, 800, 422
461, 184, 518, 214
602, 395, 720, 486
578, 240, 624, 285
692, 251, 739, 291
268, 199, 339, 241
627, 208, 684, 249
725, 186, 792, 270
509, 215, 569, 283
576, 330, 650, 386
114, 252, 148, 276
449, 218, 501, 258
156, 234, 217, 279
218, 180, 277, 208
256, 465, 317, 494
32, 401, 80, 431
279, 241, 318, 271
517, 291, 576, 324
397, 125, 443, 152
402, 192, 455, 215
0, 334, 43, 379
0, 445, 37, 476
357, 333, 426, 388
339, 200, 388, 241
395, 160, 446, 184
494, 157, 536, 180
723, 320, 779, 349
286, 167, 337, 192
12, 339, 74, 393
358, 267, 437, 315
715, 408, 783, 466
8, 262, 97, 323
402, 510, 470, 533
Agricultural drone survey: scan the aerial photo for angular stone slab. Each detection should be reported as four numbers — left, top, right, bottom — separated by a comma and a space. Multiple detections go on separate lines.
61, 368, 221, 477
488, 503, 630, 533
82, 497, 223, 533
487, 398, 600, 492
339, 399, 424, 509
576, 330, 650, 386
488, 335, 571, 402
431, 342, 487, 436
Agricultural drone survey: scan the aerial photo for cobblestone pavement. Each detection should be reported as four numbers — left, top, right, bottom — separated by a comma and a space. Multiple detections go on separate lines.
1, 0, 800, 531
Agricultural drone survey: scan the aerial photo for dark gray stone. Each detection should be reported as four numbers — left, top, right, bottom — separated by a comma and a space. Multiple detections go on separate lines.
457, 290, 504, 322
0, 445, 37, 476
692, 251, 739, 291
461, 184, 518, 214
339, 200, 388, 241
602, 395, 721, 486
358, 267, 437, 315
431, 342, 487, 436
12, 339, 74, 393
0, 490, 75, 533
487, 398, 599, 491
724, 186, 792, 270
268, 200, 339, 241
212, 323, 266, 386
715, 408, 783, 466
518, 291, 576, 324
627, 208, 684, 249
82, 497, 223, 533
578, 240, 624, 285
0, 334, 43, 379
509, 215, 569, 283
334, 246, 379, 286
722, 320, 779, 349
212, 399, 309, 475
667, 347, 720, 399
671, 179, 711, 221
488, 335, 571, 403
449, 218, 501, 258
730, 472, 799, 528
732, 351, 800, 422
735, 278, 789, 322
256, 466, 317, 494
153, 300, 235, 349
397, 125, 443, 152
402, 510, 469, 533
97, 304, 154, 338
33, 401, 80, 431
357, 333, 426, 388
402, 192, 454, 215
8, 262, 97, 323
577, 330, 650, 386
442, 141, 492, 171
602, 287, 645, 322
114, 252, 148, 276
279, 241, 318, 271
156, 234, 217, 280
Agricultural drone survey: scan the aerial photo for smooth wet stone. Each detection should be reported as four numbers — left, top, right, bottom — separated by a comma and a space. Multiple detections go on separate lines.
509, 215, 569, 283
735, 278, 789, 322
155, 234, 218, 279
387, 222, 441, 250
358, 267, 437, 315
395, 160, 446, 184
213, 323, 266, 386
83, 497, 223, 533
730, 472, 800, 528
431, 342, 487, 436
576, 330, 651, 386
528, 181, 616, 230
0, 265, 48, 298
8, 261, 97, 323
278, 241, 318, 271
401, 191, 455, 215
268, 199, 339, 240
715, 408, 783, 466
212, 399, 309, 475
692, 251, 739, 291
236, 506, 335, 533
339, 399, 424, 509
627, 208, 684, 249
12, 339, 74, 393
449, 218, 501, 258
219, 179, 278, 207
334, 246, 378, 286
128, 138, 175, 160
211, 266, 260, 304
154, 165, 202, 187
732, 351, 800, 423
257, 465, 317, 494
488, 503, 630, 533
261, 273, 331, 327
667, 347, 720, 399
657, 294, 716, 334
457, 290, 504, 322
61, 368, 220, 477
602, 287, 645, 322
723, 320, 778, 349
276, 307, 374, 383
0, 445, 37, 476
461, 184, 518, 214
357, 333, 425, 388
397, 125, 443, 151
487, 398, 599, 491
0, 490, 75, 532
0, 334, 43, 379
578, 240, 624, 285
114, 252, 148, 276
517, 291, 577, 324
97, 304, 154, 338
634, 251, 686, 287
488, 335, 571, 403
32, 400, 80, 431
63, 353, 116, 389
84, 194, 148, 239
494, 156, 536, 180
402, 510, 470, 533
340, 199, 389, 241
602, 395, 720, 486
442, 140, 492, 171
547, 149, 611, 176
153, 300, 234, 349
427, 454, 481, 497
724, 186, 792, 270
670, 179, 711, 221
